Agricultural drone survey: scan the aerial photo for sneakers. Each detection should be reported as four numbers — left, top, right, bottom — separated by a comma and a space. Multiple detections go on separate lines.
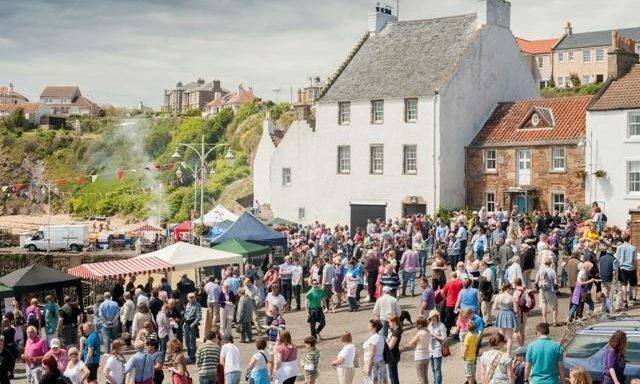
316, 334, 323, 341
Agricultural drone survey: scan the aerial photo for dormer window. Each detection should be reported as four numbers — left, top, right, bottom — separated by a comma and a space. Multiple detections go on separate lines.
520, 107, 554, 130
531, 113, 540, 127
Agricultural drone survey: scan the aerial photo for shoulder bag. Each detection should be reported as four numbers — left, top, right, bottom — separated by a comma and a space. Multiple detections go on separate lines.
482, 351, 503, 384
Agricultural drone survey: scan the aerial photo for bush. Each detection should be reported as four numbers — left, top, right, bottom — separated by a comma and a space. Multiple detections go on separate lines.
436, 208, 454, 225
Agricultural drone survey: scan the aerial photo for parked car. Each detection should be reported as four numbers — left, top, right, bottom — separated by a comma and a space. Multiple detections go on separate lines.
563, 317, 640, 383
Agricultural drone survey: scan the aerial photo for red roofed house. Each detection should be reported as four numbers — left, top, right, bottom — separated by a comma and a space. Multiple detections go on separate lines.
466, 96, 591, 214
0, 83, 29, 105
202, 84, 258, 117
0, 102, 51, 126
39, 86, 100, 118
516, 37, 558, 89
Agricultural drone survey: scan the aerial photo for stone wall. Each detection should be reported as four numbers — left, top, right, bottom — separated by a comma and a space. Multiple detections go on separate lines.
466, 145, 585, 212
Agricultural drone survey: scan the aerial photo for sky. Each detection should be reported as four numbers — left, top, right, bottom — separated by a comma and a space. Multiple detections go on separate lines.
1, 0, 636, 109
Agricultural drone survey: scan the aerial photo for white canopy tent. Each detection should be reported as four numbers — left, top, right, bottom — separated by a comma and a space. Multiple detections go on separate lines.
199, 204, 238, 226
136, 241, 242, 269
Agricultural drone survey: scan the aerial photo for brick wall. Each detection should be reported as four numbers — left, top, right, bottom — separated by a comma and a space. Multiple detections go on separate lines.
466, 145, 585, 212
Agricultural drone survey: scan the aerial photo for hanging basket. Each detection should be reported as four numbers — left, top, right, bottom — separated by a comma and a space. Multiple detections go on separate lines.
593, 170, 608, 178
575, 169, 588, 179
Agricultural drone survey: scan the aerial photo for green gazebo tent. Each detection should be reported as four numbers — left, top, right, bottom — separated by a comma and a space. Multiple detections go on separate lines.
212, 239, 269, 258
0, 284, 13, 299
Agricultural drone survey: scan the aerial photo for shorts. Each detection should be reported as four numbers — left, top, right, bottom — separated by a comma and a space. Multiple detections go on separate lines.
323, 285, 333, 298
463, 361, 476, 377
87, 364, 99, 382
539, 290, 558, 309
619, 269, 638, 286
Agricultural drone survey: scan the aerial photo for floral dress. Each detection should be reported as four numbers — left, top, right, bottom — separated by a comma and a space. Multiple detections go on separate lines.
480, 349, 513, 384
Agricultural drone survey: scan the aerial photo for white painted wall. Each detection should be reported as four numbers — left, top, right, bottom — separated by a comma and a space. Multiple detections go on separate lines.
438, 23, 539, 209
253, 119, 275, 205
586, 109, 640, 226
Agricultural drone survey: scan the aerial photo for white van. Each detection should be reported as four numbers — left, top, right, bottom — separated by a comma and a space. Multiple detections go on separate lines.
24, 225, 89, 252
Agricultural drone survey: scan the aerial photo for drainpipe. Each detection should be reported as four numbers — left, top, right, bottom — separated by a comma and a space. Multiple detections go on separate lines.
433, 91, 439, 214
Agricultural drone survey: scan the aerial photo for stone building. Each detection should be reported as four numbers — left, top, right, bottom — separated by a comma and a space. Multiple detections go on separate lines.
253, 0, 539, 228
0, 83, 29, 104
161, 79, 228, 115
466, 96, 591, 214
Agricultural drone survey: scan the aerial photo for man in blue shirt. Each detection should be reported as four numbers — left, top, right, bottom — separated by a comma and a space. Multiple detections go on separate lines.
98, 292, 120, 354
81, 322, 101, 384
524, 323, 565, 384
418, 277, 434, 317
124, 340, 155, 384
616, 234, 637, 306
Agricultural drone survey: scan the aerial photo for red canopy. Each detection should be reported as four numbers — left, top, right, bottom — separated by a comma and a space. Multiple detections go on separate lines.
68, 257, 174, 281
173, 220, 191, 241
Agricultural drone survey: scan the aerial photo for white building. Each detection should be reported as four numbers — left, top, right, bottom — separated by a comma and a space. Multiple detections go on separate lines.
586, 33, 640, 226
254, 0, 538, 229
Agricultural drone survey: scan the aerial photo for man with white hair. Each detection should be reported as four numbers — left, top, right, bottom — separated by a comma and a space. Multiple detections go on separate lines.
373, 285, 400, 339
183, 292, 202, 363
535, 253, 559, 325
506, 256, 523, 286
98, 292, 119, 354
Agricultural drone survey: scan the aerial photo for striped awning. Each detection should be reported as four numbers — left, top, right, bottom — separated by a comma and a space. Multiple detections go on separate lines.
68, 257, 174, 280
133, 224, 162, 233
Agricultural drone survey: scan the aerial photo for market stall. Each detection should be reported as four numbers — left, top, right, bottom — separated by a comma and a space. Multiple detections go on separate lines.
212, 239, 269, 266
138, 241, 242, 269
211, 211, 288, 253
68, 256, 175, 280
200, 204, 238, 226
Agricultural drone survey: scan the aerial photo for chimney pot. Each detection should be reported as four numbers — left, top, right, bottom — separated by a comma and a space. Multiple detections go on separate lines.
368, 3, 397, 34
564, 21, 573, 35
476, 0, 511, 29
213, 80, 221, 91
607, 31, 639, 80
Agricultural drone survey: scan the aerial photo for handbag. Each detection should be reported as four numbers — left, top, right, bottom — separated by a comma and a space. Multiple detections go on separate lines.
440, 340, 451, 357
482, 351, 503, 384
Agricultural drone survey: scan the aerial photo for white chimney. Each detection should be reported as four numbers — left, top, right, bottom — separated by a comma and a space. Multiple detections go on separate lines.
264, 110, 274, 135
476, 0, 511, 29
139, 101, 144, 111
368, 3, 397, 35
8, 83, 14, 94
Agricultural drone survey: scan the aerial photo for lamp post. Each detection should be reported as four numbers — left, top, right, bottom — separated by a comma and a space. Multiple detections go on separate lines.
172, 134, 235, 222
578, 134, 595, 203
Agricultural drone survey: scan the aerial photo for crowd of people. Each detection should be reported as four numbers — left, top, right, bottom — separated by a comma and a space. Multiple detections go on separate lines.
0, 201, 638, 384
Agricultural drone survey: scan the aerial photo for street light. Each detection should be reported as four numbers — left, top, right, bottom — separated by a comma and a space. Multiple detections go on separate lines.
171, 149, 181, 159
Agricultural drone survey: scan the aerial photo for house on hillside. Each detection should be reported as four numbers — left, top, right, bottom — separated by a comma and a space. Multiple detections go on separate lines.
0, 102, 50, 126
466, 96, 591, 215
253, 0, 539, 228
162, 79, 229, 115
586, 32, 640, 225
202, 84, 258, 117
516, 37, 557, 89
39, 86, 100, 118
552, 23, 640, 87
0, 83, 29, 104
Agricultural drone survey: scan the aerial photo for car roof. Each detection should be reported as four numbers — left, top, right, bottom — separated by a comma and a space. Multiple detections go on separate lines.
577, 318, 640, 334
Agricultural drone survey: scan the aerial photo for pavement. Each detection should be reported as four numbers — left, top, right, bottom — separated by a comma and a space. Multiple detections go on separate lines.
11, 280, 629, 383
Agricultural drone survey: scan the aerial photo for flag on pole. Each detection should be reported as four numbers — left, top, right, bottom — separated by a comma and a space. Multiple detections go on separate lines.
77, 175, 85, 185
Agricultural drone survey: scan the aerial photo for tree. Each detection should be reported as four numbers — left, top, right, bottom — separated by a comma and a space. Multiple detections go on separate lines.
12, 107, 25, 128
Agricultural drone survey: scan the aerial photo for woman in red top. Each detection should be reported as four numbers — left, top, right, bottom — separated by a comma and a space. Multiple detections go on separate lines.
274, 331, 299, 384
441, 272, 463, 336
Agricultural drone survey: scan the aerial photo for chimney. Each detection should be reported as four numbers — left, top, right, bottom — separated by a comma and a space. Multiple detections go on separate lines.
294, 103, 311, 123
297, 89, 303, 104
476, 0, 511, 29
263, 110, 275, 135
248, 86, 253, 95
237, 84, 244, 95
214, 91, 222, 100
212, 80, 221, 91
8, 83, 14, 94
607, 31, 639, 79
197, 78, 205, 85
564, 21, 573, 36
139, 101, 144, 111
368, 3, 397, 35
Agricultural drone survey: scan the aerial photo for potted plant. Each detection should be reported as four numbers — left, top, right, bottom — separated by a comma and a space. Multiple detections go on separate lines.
575, 169, 588, 179
593, 169, 608, 178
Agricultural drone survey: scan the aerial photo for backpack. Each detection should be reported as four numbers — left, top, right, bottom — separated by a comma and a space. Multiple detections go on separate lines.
518, 288, 536, 312
58, 375, 73, 384
26, 310, 38, 328
602, 213, 608, 222
538, 271, 550, 290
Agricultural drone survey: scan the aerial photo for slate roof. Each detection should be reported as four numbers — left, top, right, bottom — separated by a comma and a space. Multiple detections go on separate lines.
321, 13, 479, 102
40, 86, 80, 98
515, 37, 557, 55
588, 64, 640, 111
555, 27, 640, 50
470, 96, 592, 147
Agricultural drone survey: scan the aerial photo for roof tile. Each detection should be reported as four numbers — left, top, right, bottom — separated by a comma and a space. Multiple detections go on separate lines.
588, 64, 640, 111
515, 37, 557, 54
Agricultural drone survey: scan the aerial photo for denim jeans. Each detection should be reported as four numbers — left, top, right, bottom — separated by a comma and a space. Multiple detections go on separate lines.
348, 296, 359, 311
183, 323, 197, 361
226, 370, 241, 384
418, 251, 427, 277
199, 374, 217, 384
101, 326, 114, 353
430, 356, 442, 384
402, 271, 416, 296
381, 321, 390, 339
387, 361, 399, 384
159, 335, 168, 361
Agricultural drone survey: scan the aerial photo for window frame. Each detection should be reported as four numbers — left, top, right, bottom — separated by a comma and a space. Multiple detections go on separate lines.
484, 148, 497, 173
596, 49, 605, 62
551, 192, 566, 215
568, 50, 575, 63
628, 161, 640, 194
537, 56, 544, 69
557, 76, 565, 87
558, 52, 564, 64
628, 112, 640, 137
337, 145, 351, 174
403, 144, 417, 174
551, 146, 566, 172
298, 207, 306, 221
404, 98, 418, 123
485, 191, 496, 213
371, 100, 384, 124
369, 144, 384, 174
338, 102, 351, 125
581, 75, 591, 85
281, 167, 291, 186
583, 49, 591, 63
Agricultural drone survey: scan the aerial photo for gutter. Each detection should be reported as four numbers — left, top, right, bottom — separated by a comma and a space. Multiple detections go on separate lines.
432, 91, 439, 214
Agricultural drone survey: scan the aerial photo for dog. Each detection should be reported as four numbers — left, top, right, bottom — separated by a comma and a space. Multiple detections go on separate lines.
399, 310, 413, 325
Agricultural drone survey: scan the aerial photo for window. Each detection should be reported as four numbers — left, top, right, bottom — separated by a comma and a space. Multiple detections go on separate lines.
629, 161, 640, 193
637, 44, 640, 54
405, 98, 418, 122
565, 76, 572, 87
629, 112, 640, 136
370, 144, 384, 174
583, 49, 591, 63
537, 56, 544, 68
568, 51, 575, 62
596, 49, 605, 62
485, 192, 495, 212
484, 149, 497, 172
281, 168, 291, 186
557, 77, 565, 87
551, 193, 565, 213
596, 74, 604, 83
338, 102, 350, 125
581, 75, 591, 85
298, 207, 305, 221
558, 52, 564, 63
371, 100, 384, 124
337, 146, 351, 174
403, 145, 417, 174
551, 147, 566, 171
539, 80, 550, 89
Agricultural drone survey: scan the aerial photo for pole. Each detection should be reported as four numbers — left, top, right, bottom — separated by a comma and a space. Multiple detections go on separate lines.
158, 185, 162, 227
200, 133, 205, 223
47, 182, 51, 253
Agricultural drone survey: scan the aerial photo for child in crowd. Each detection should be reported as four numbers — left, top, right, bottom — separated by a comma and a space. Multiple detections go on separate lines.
461, 322, 478, 384
512, 347, 527, 384
456, 307, 472, 342
595, 291, 613, 319
346, 274, 359, 312
302, 335, 320, 384
265, 306, 286, 376
560, 255, 568, 288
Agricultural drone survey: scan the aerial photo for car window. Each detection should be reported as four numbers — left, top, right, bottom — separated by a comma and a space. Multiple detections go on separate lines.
627, 339, 640, 365
566, 335, 609, 358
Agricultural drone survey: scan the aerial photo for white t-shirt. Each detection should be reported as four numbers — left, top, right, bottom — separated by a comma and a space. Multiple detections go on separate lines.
413, 329, 431, 361
220, 343, 241, 373
64, 360, 86, 384
252, 350, 269, 370
337, 343, 356, 368
362, 333, 385, 363
103, 356, 125, 384
265, 293, 287, 313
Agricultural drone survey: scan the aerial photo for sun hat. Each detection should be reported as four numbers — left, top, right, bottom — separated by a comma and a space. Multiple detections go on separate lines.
428, 309, 440, 320
382, 286, 392, 293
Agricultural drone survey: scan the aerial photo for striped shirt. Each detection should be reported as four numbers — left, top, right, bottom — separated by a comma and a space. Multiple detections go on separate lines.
184, 302, 202, 324
380, 273, 400, 290
196, 342, 220, 376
